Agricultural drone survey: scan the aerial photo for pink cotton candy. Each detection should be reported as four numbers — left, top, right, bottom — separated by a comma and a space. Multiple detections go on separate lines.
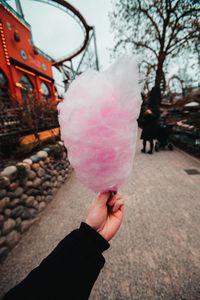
58, 54, 142, 192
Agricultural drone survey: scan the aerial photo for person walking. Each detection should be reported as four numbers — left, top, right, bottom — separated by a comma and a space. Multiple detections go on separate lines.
140, 108, 157, 154
140, 87, 161, 154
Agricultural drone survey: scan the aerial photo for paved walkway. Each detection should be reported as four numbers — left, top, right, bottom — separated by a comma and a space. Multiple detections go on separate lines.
0, 134, 200, 300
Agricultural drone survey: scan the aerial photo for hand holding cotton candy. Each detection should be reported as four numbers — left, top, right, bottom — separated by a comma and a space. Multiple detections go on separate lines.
58, 55, 142, 192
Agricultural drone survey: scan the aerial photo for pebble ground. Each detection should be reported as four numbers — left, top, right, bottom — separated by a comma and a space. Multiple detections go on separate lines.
0, 135, 200, 300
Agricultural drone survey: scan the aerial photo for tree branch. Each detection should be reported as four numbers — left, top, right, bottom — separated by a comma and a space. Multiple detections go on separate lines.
167, 32, 198, 54
114, 36, 158, 59
172, 0, 182, 12
165, 6, 199, 53
155, 5, 165, 23
165, 0, 171, 13
132, 40, 158, 58
141, 59, 157, 70
137, 2, 162, 42
165, 25, 184, 53
177, 8, 200, 22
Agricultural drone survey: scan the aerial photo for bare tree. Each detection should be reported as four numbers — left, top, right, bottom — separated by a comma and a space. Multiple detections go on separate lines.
110, 0, 200, 93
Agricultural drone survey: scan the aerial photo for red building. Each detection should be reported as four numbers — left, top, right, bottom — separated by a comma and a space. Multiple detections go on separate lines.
0, 2, 61, 144
0, 2, 58, 109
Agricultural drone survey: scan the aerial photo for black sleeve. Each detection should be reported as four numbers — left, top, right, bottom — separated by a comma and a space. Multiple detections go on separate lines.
3, 222, 110, 300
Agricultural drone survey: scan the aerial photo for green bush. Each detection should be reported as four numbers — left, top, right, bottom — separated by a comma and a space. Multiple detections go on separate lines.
48, 145, 62, 160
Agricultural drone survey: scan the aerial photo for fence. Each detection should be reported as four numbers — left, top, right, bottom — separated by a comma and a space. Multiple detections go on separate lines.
0, 95, 59, 138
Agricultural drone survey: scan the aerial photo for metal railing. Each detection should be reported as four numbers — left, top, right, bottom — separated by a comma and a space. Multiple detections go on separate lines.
0, 96, 59, 138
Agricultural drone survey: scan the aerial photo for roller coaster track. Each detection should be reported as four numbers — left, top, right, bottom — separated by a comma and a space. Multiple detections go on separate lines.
3, 0, 97, 69
2, 0, 99, 88
31, 0, 93, 66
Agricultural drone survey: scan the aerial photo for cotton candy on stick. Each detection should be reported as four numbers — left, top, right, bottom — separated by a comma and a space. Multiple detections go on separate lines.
58, 55, 142, 193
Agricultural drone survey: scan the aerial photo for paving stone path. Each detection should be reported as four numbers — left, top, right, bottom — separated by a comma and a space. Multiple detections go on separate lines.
0, 136, 200, 300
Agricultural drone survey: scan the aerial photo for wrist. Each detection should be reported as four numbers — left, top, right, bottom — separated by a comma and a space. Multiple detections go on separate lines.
80, 222, 110, 252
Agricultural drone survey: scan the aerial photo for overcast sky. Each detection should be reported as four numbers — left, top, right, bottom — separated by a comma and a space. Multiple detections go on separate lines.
8, 0, 196, 92
9, 0, 114, 71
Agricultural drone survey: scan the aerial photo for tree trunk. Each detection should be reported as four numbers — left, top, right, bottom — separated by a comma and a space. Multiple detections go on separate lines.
147, 52, 166, 117
154, 52, 165, 90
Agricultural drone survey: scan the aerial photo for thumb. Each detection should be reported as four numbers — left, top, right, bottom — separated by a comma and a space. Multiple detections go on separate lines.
97, 192, 110, 205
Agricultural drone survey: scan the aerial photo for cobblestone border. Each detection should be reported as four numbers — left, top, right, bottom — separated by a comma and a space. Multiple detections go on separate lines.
0, 141, 72, 262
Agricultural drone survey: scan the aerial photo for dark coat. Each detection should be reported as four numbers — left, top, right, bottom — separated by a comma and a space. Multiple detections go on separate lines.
140, 113, 158, 140
3, 222, 110, 300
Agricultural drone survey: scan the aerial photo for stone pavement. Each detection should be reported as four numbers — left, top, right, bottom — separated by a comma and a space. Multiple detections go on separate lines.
0, 134, 200, 300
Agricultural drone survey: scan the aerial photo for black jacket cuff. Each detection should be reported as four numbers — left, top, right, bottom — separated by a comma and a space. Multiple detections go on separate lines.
79, 222, 110, 253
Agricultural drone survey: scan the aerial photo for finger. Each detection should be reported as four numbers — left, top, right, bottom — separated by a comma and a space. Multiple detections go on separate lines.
113, 203, 125, 221
112, 199, 124, 213
108, 191, 121, 203
119, 203, 124, 211
108, 192, 122, 206
97, 192, 110, 205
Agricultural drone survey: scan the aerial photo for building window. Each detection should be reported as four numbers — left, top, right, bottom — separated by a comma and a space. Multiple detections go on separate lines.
40, 82, 51, 100
19, 75, 34, 105
0, 71, 7, 87
20, 75, 33, 91
0, 69, 11, 109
